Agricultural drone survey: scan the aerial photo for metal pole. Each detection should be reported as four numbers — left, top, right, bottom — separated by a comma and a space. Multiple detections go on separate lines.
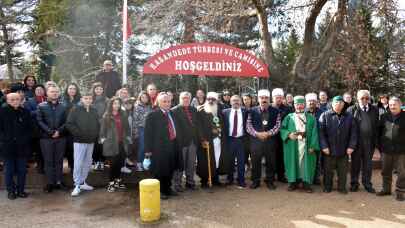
122, 0, 128, 85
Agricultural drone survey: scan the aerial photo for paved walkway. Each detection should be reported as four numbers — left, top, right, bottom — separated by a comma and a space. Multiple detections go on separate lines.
0, 170, 404, 228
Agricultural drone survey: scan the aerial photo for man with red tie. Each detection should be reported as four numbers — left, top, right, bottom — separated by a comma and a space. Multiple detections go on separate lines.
144, 92, 178, 200
223, 95, 248, 188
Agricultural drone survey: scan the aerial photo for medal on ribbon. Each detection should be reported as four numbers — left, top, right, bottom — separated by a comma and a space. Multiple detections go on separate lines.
262, 120, 268, 126
213, 116, 221, 137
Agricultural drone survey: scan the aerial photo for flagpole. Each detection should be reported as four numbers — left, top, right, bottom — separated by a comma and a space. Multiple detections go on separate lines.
122, 0, 128, 85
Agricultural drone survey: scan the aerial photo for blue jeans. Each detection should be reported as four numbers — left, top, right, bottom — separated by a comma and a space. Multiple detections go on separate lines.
227, 137, 246, 185
137, 127, 145, 163
4, 157, 27, 193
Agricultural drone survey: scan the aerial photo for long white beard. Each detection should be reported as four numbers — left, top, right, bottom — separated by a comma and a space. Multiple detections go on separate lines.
204, 102, 218, 116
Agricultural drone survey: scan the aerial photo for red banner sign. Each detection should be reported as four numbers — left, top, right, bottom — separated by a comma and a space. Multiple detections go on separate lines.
143, 43, 269, 78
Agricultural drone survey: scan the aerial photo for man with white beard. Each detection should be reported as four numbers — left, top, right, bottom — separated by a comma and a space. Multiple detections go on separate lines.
196, 92, 230, 188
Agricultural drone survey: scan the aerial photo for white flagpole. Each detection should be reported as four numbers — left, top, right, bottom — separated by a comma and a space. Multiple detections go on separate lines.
122, 0, 128, 85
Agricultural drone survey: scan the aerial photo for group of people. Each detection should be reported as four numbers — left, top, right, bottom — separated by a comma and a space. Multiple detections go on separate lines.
0, 60, 404, 203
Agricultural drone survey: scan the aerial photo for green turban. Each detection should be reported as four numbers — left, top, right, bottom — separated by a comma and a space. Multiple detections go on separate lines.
294, 96, 305, 104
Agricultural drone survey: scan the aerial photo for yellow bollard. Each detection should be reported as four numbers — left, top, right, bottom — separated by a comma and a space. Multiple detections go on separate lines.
139, 179, 160, 223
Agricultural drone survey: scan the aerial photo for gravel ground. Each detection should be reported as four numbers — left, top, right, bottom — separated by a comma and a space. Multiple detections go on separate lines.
0, 170, 404, 228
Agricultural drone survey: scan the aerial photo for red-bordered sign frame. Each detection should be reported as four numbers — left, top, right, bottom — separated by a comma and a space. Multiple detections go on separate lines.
143, 42, 269, 78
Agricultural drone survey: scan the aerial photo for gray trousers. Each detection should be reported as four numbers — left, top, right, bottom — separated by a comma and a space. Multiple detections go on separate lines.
381, 153, 405, 193
40, 138, 66, 185
173, 142, 197, 187
73, 143, 94, 186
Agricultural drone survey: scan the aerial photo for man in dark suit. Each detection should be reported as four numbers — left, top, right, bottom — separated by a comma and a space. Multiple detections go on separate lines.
171, 91, 200, 191
223, 95, 248, 188
347, 90, 379, 193
145, 92, 178, 200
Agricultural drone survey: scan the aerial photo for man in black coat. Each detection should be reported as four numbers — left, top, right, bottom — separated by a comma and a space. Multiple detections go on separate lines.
319, 96, 357, 194
271, 88, 293, 183
145, 92, 178, 199
0, 93, 33, 200
171, 91, 200, 191
95, 60, 121, 98
196, 92, 229, 188
37, 85, 68, 193
347, 90, 379, 193
376, 97, 405, 201
222, 95, 248, 188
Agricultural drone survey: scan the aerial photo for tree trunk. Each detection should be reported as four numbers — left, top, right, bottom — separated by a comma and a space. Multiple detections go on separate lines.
293, 0, 347, 84
251, 0, 276, 88
182, 2, 198, 92
252, 0, 274, 69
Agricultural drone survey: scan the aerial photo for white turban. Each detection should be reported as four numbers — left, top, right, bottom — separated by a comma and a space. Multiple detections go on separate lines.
305, 93, 318, 101
272, 88, 284, 97
258, 89, 270, 97
206, 92, 219, 100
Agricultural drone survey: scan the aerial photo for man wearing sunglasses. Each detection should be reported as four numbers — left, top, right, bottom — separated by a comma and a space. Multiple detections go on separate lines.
347, 90, 379, 193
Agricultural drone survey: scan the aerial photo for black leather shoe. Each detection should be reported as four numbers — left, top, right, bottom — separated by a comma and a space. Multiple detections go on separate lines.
237, 183, 247, 188
323, 188, 332, 193
185, 184, 196, 190
8, 192, 16, 200
278, 177, 288, 183
174, 186, 184, 193
304, 184, 313, 193
376, 190, 391, 196
54, 182, 68, 191
201, 183, 209, 189
160, 193, 169, 200
266, 182, 277, 190
288, 183, 297, 191
365, 187, 376, 194
396, 193, 405, 201
250, 182, 260, 189
350, 185, 359, 192
168, 189, 178, 196
17, 192, 29, 198
338, 189, 348, 195
226, 180, 234, 186
43, 184, 53, 193
213, 181, 223, 187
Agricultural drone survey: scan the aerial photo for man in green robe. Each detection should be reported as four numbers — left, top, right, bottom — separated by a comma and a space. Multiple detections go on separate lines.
280, 96, 320, 193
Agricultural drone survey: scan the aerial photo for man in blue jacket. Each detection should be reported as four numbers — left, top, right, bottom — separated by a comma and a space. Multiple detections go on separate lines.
319, 96, 357, 194
37, 85, 68, 193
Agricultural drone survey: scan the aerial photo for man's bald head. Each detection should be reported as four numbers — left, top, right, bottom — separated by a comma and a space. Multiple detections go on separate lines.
6, 93, 22, 109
